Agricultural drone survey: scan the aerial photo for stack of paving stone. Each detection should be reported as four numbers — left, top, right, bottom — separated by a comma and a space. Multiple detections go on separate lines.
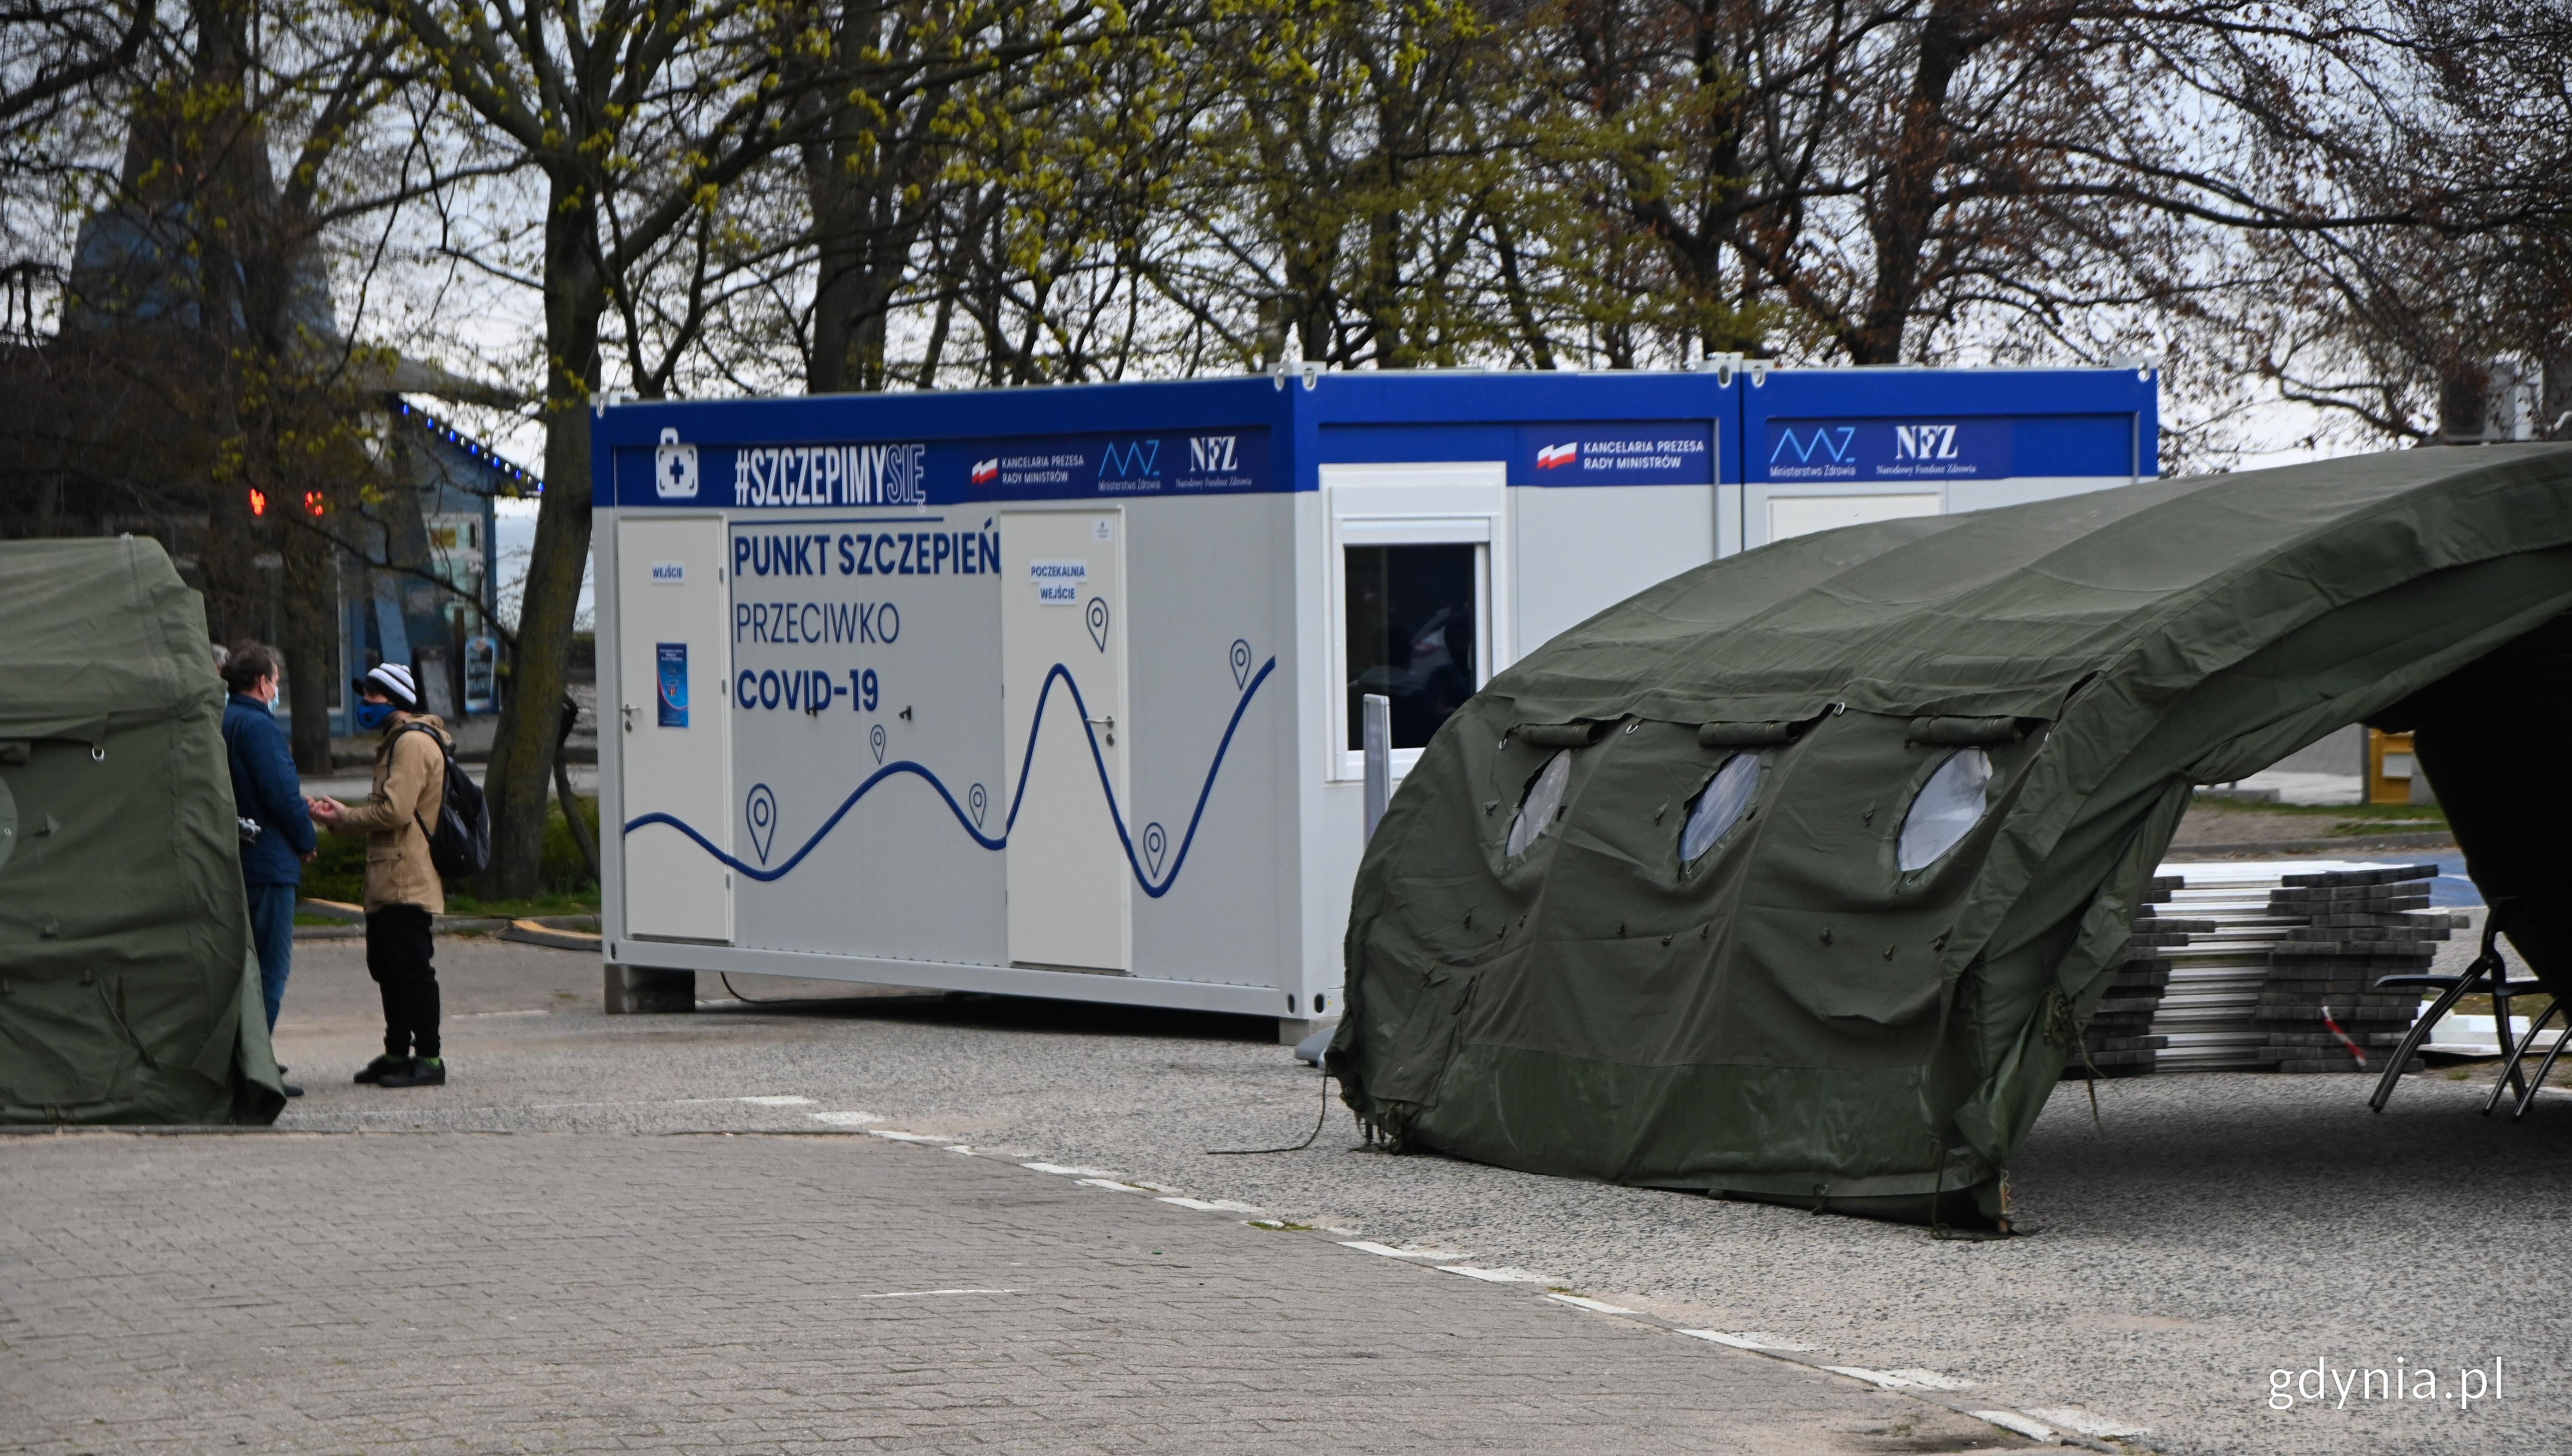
2149, 867, 2305, 1071
2064, 876, 2190, 1078
2254, 865, 2457, 1074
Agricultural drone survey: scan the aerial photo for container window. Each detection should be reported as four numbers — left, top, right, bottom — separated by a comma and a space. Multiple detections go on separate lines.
1897, 747, 1992, 871
1679, 753, 1759, 864
1505, 750, 1572, 857
1345, 543, 1479, 749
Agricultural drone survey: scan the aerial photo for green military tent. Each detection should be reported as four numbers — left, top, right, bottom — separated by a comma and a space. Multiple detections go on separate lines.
1331, 444, 2572, 1226
1, 537, 286, 1124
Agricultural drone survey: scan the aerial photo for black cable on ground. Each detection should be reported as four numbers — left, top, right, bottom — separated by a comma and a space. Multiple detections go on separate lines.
1207, 1072, 1335, 1154
721, 972, 797, 1005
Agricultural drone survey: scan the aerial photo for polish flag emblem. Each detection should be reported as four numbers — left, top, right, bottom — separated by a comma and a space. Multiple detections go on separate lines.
971, 458, 1000, 484
1536, 441, 1578, 470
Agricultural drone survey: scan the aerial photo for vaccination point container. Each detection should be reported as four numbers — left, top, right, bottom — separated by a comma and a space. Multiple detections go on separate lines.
591, 362, 2160, 1039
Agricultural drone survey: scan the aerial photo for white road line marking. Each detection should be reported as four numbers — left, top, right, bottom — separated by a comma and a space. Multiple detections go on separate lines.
862, 1130, 2131, 1446
455, 1009, 550, 1019
1678, 1330, 1817, 1352
807, 1111, 880, 1126
1826, 1367, 1976, 1391
1546, 1294, 1638, 1315
2023, 1407, 2149, 1438
528, 1095, 818, 1110
1972, 1411, 2059, 1441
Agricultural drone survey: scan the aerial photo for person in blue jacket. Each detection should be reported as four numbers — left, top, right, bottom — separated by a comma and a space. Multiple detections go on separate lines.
221, 641, 317, 1095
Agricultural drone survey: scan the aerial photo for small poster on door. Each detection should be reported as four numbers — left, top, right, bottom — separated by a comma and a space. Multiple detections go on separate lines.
1029, 559, 1086, 606
656, 643, 689, 727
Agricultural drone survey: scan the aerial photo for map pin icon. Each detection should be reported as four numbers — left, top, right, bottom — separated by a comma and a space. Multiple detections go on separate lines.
870, 723, 886, 764
1229, 639, 1251, 689
1086, 596, 1110, 652
969, 783, 988, 828
1142, 822, 1167, 879
745, 783, 777, 864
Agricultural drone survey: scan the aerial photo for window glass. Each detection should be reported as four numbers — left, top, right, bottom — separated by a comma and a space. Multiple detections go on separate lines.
1505, 750, 1572, 857
1679, 753, 1759, 863
1897, 747, 1992, 871
1346, 544, 1478, 749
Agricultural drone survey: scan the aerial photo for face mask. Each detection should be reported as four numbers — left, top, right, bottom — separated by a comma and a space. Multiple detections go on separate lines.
355, 701, 394, 730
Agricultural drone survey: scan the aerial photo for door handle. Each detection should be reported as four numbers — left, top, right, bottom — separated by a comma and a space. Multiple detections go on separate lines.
620, 703, 636, 733
1086, 714, 1115, 746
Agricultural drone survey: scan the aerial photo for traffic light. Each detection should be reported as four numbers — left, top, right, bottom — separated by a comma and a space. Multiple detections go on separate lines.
248, 489, 267, 517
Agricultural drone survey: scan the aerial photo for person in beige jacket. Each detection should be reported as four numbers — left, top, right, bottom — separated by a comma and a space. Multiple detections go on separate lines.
310, 663, 452, 1088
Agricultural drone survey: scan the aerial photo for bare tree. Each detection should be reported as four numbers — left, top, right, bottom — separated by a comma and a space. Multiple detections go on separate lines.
364, 0, 819, 894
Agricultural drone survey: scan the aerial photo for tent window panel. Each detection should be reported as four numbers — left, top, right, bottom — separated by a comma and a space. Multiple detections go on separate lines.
1506, 750, 1572, 858
1345, 543, 1479, 750
1897, 747, 1992, 871
1680, 753, 1760, 864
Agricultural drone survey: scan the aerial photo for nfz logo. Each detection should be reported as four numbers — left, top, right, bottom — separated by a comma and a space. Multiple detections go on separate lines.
1189, 435, 1238, 471
1769, 426, 1856, 464
1894, 424, 1960, 460
1099, 439, 1160, 478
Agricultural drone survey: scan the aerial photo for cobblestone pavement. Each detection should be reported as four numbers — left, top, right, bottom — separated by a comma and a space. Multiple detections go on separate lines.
12, 935, 2566, 1455
1, 1131, 2012, 1455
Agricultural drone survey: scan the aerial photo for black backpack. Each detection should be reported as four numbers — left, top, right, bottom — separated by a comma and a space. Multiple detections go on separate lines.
394, 723, 491, 878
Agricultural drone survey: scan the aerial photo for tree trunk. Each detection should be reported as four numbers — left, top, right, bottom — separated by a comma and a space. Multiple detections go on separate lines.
2544, 341, 2572, 441
280, 513, 339, 772
1850, 0, 1986, 364
2437, 358, 2490, 443
482, 181, 604, 898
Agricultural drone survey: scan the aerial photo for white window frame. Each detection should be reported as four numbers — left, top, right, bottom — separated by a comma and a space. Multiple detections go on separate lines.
1322, 464, 1510, 783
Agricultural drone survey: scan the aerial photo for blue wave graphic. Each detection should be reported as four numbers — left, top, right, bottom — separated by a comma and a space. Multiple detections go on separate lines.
621, 656, 1277, 898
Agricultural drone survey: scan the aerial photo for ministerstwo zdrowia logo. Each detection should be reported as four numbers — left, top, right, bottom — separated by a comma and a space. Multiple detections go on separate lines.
1098, 439, 1161, 479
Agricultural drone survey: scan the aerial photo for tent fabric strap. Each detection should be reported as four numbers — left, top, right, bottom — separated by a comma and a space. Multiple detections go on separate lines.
1515, 721, 1613, 747
1700, 720, 1806, 748
1908, 716, 2025, 746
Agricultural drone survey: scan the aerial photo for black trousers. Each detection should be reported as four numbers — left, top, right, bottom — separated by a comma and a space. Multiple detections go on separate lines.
364, 905, 441, 1060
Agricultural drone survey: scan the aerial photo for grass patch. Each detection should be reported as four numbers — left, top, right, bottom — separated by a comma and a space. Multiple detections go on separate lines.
440, 890, 602, 919
2189, 793, 2447, 827
303, 793, 601, 914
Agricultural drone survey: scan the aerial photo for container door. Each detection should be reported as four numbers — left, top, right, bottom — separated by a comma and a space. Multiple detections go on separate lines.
1001, 508, 1130, 972
616, 515, 734, 942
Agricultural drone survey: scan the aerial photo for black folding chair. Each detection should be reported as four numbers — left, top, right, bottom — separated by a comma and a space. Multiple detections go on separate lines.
2487, 995, 2566, 1121
2369, 898, 2545, 1112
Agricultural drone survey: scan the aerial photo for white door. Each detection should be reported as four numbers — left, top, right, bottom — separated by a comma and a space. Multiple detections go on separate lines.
1002, 509, 1130, 972
616, 515, 734, 942
1756, 489, 1942, 546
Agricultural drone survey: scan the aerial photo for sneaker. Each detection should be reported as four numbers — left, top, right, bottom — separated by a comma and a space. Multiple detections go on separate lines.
354, 1054, 404, 1085
377, 1057, 446, 1088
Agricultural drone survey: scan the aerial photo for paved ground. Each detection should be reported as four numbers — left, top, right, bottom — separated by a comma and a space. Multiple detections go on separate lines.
8, 933, 2567, 1455
2, 1134, 1996, 1456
